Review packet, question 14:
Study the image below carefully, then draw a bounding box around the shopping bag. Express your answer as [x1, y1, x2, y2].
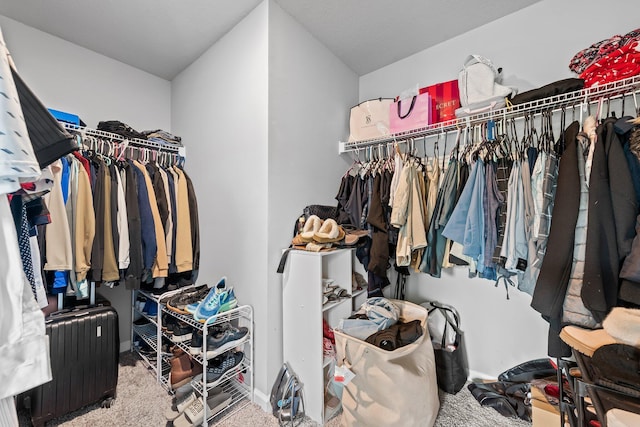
[334, 300, 440, 427]
[423, 300, 469, 394]
[389, 92, 432, 134]
[348, 98, 393, 142]
[419, 80, 460, 123]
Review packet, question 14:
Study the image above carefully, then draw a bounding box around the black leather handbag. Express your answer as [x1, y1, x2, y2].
[425, 301, 469, 394]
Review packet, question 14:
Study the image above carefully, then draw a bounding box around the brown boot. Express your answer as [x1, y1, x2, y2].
[170, 352, 193, 389]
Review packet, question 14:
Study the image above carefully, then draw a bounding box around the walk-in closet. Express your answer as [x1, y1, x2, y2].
[2, 1, 640, 426]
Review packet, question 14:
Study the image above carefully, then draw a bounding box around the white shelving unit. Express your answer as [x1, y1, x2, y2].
[131, 287, 254, 426]
[282, 248, 364, 425]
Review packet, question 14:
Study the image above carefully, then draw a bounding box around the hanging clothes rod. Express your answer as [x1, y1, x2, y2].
[339, 74, 640, 154]
[61, 122, 181, 153]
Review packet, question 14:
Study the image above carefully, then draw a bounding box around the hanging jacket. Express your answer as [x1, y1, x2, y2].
[147, 163, 169, 227]
[173, 166, 193, 273]
[114, 164, 130, 271]
[101, 162, 119, 282]
[442, 159, 486, 273]
[420, 158, 459, 278]
[157, 167, 173, 268]
[583, 117, 637, 320]
[561, 133, 598, 328]
[134, 160, 168, 278]
[164, 168, 179, 274]
[90, 157, 106, 282]
[531, 121, 580, 357]
[130, 160, 156, 277]
[367, 172, 389, 276]
[123, 163, 143, 289]
[390, 160, 427, 267]
[74, 161, 95, 282]
[43, 159, 73, 271]
[183, 169, 200, 272]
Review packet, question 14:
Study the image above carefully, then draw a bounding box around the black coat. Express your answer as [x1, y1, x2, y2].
[583, 118, 637, 320]
[532, 119, 638, 356]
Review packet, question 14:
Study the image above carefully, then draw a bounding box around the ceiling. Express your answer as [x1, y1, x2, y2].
[0, 0, 542, 80]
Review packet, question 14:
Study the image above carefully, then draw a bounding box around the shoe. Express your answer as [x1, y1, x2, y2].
[164, 315, 178, 335]
[165, 391, 197, 421]
[205, 325, 249, 359]
[193, 277, 231, 323]
[185, 285, 224, 314]
[198, 288, 238, 325]
[171, 321, 193, 344]
[203, 351, 244, 387]
[189, 330, 203, 355]
[170, 352, 193, 390]
[143, 299, 158, 316]
[167, 285, 210, 315]
[185, 280, 238, 321]
[172, 392, 232, 427]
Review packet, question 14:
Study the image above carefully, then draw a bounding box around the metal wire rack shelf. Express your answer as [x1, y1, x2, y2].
[339, 74, 640, 154]
[61, 122, 182, 153]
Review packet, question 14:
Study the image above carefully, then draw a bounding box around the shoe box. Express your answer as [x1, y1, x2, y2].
[531, 383, 561, 427]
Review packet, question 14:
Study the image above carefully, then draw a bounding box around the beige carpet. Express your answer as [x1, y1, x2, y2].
[17, 352, 531, 426]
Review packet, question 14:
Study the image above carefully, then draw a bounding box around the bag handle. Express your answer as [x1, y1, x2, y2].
[437, 307, 463, 348]
[397, 96, 417, 119]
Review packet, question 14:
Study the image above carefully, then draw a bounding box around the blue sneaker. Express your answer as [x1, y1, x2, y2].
[186, 279, 227, 314]
[193, 277, 228, 322]
[199, 288, 238, 325]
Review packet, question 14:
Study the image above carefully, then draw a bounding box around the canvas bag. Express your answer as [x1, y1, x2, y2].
[348, 98, 394, 142]
[389, 92, 432, 134]
[458, 55, 516, 107]
[334, 300, 440, 427]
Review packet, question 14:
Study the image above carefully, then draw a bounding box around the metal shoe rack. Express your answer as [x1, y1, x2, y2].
[131, 286, 254, 426]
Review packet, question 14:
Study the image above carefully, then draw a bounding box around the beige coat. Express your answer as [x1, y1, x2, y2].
[390, 159, 427, 266]
[74, 163, 95, 281]
[43, 160, 73, 271]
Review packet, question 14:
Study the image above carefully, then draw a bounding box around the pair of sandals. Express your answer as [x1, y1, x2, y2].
[467, 381, 532, 421]
[323, 285, 351, 305]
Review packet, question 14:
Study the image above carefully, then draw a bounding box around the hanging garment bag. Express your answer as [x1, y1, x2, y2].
[422, 300, 469, 394]
[21, 304, 119, 427]
[334, 300, 440, 427]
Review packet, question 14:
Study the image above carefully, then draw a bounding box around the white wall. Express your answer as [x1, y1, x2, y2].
[171, 0, 270, 401]
[267, 0, 358, 406]
[0, 15, 171, 131]
[0, 14, 172, 353]
[358, 0, 640, 378]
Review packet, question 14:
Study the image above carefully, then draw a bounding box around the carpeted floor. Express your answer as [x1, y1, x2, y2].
[17, 352, 532, 426]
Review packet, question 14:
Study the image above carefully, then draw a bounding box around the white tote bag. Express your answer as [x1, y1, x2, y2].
[334, 300, 440, 427]
[348, 98, 393, 142]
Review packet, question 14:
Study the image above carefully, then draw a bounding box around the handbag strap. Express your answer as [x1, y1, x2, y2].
[397, 96, 417, 119]
[337, 334, 369, 370]
[277, 247, 293, 274]
[426, 302, 463, 347]
[437, 307, 463, 348]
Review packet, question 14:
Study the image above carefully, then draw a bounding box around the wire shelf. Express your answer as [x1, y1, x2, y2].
[62, 122, 182, 153]
[339, 74, 640, 153]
